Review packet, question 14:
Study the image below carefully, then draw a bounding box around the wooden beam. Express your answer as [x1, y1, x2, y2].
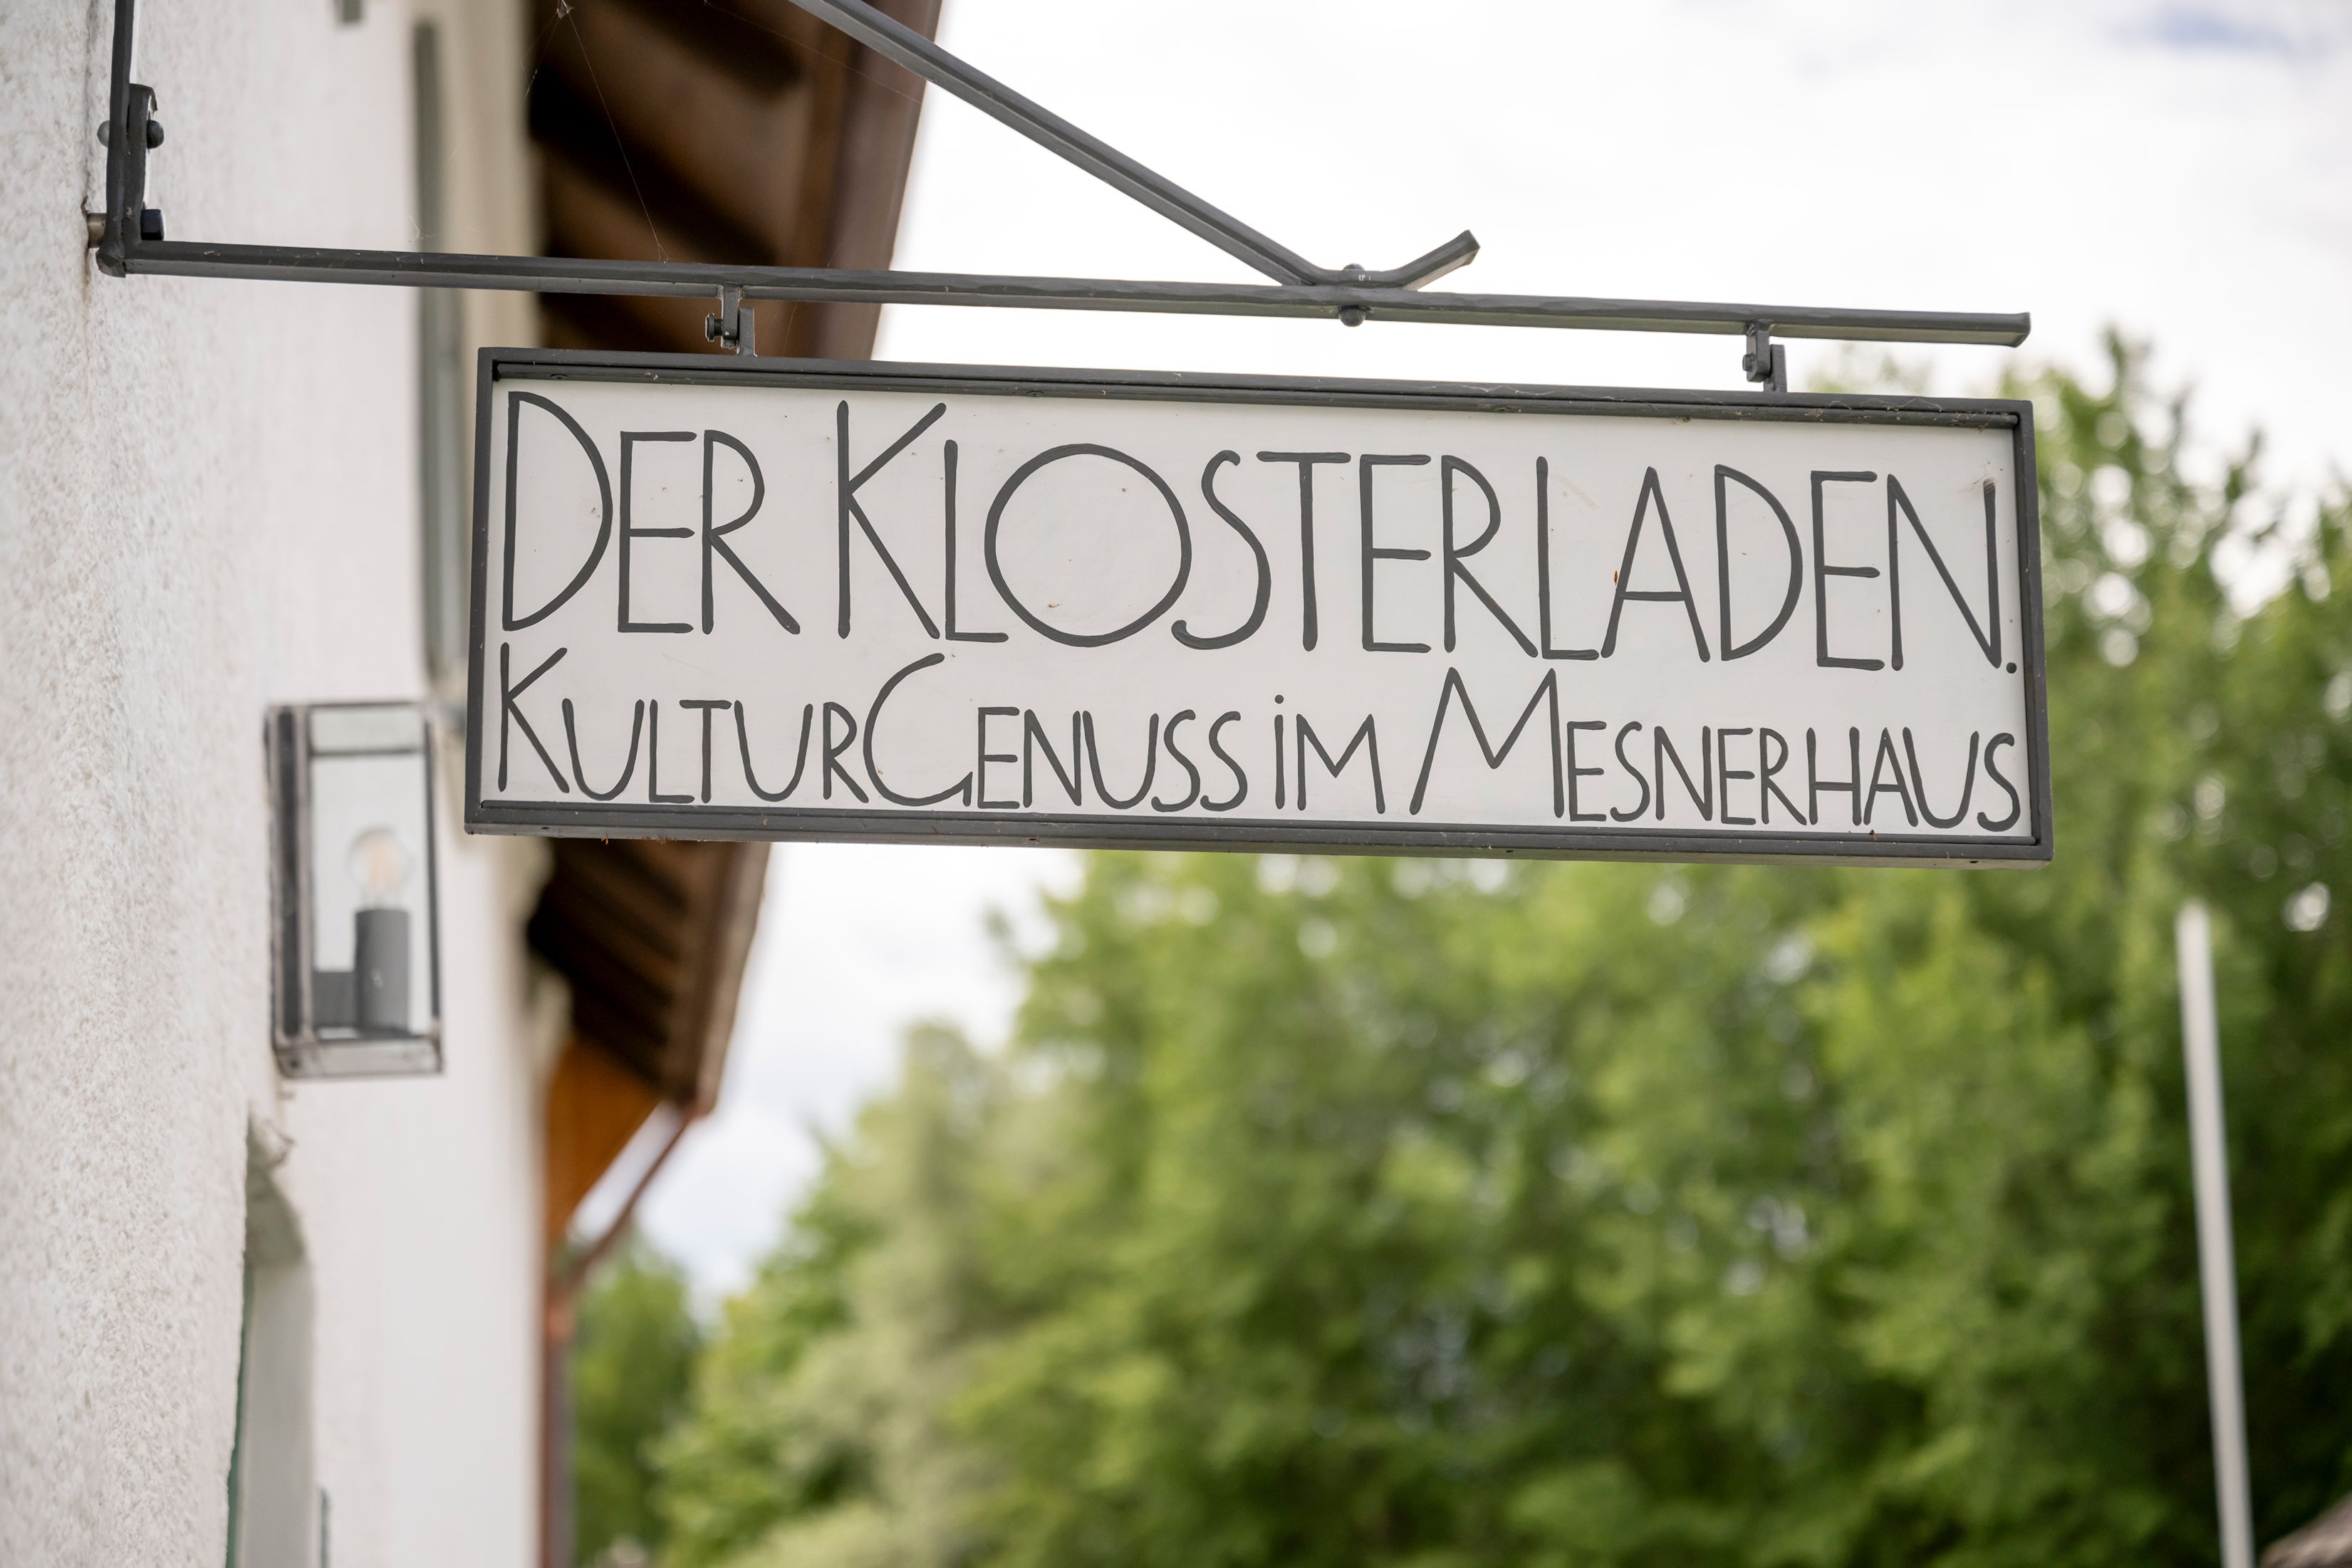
[541, 1035, 662, 1254]
[527, 0, 937, 357]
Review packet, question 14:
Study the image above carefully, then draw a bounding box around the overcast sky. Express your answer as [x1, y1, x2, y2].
[638, 0, 2352, 1297]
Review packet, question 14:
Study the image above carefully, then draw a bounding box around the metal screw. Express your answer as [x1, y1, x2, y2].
[1336, 261, 1368, 327]
[97, 115, 162, 148]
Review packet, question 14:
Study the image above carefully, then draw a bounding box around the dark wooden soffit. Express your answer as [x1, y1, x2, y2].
[529, 0, 940, 360]
[522, 0, 935, 1116]
[529, 840, 769, 1109]
[541, 1033, 665, 1253]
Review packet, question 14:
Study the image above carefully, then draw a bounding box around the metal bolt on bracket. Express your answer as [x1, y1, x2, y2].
[89, 208, 163, 247]
[1337, 263, 1368, 327]
[704, 283, 756, 355]
[1743, 322, 1788, 394]
[96, 115, 165, 148]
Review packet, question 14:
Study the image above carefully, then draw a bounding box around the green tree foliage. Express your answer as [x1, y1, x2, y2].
[573, 1240, 703, 1565]
[655, 343, 2352, 1567]
[652, 1027, 1019, 1568]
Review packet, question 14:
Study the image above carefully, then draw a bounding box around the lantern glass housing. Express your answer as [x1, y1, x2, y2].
[269, 703, 442, 1077]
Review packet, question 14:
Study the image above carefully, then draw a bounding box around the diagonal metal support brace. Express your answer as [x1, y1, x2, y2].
[793, 0, 1477, 291]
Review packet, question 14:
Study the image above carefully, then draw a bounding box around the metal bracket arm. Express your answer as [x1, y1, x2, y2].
[111, 240, 2033, 345]
[95, 0, 163, 278]
[88, 0, 2033, 359]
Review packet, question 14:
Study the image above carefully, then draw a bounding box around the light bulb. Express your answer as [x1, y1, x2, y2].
[348, 826, 410, 909]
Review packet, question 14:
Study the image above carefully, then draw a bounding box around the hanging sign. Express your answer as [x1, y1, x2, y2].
[464, 352, 2049, 864]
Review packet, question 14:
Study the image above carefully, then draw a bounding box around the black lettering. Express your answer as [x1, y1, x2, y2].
[735, 701, 814, 802]
[1565, 720, 1606, 822]
[864, 655, 972, 807]
[1023, 710, 1083, 807]
[822, 702, 868, 803]
[1259, 451, 1347, 650]
[1717, 726, 1757, 826]
[1610, 722, 1650, 822]
[837, 400, 946, 639]
[1440, 456, 1536, 655]
[1811, 470, 1883, 670]
[1807, 726, 1863, 826]
[1715, 466, 1801, 660]
[1274, 714, 1286, 809]
[1889, 476, 2002, 670]
[943, 439, 1007, 644]
[1083, 712, 1160, 810]
[1176, 452, 1271, 649]
[1601, 467, 1710, 662]
[647, 701, 693, 803]
[562, 697, 645, 801]
[1904, 727, 1980, 829]
[1202, 711, 1247, 811]
[987, 445, 1191, 647]
[679, 698, 733, 803]
[1152, 711, 1204, 812]
[1865, 728, 1918, 826]
[619, 432, 696, 634]
[677, 700, 729, 799]
[1297, 714, 1385, 813]
[1654, 727, 1714, 822]
[1760, 728, 1803, 825]
[1977, 733, 2024, 832]
[504, 392, 611, 632]
[1360, 454, 1433, 654]
[1536, 456, 1598, 660]
[1407, 668, 1561, 817]
[702, 431, 796, 633]
[976, 706, 1020, 810]
[498, 642, 568, 793]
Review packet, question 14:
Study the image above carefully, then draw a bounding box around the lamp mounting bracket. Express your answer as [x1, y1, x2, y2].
[88, 0, 2031, 373]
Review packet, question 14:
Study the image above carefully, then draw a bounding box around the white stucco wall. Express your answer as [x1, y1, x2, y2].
[0, 2, 547, 1564]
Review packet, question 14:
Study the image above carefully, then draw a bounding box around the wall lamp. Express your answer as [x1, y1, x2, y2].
[268, 704, 442, 1078]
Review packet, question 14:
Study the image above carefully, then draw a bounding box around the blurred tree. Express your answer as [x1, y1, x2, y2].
[574, 1240, 702, 1566]
[654, 1026, 1006, 1568]
[656, 342, 2352, 1567]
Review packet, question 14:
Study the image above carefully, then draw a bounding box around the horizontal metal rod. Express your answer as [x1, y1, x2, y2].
[122, 241, 2031, 346]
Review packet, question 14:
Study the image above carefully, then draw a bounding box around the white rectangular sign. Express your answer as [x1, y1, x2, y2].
[466, 353, 2049, 864]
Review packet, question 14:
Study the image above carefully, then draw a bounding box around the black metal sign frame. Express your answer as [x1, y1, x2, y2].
[464, 349, 2051, 867]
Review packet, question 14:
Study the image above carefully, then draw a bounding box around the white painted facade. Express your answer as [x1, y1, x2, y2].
[0, 1, 553, 1563]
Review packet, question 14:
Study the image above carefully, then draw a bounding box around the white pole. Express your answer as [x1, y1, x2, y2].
[2176, 901, 2254, 1568]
